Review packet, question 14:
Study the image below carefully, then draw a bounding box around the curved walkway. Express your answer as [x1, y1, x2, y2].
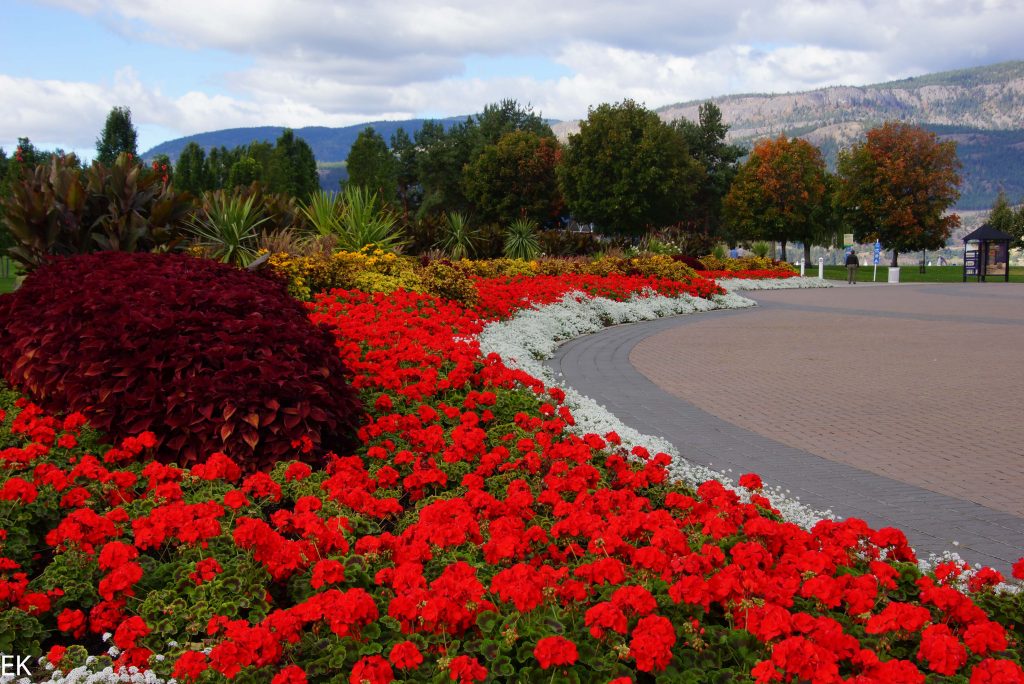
[548, 283, 1024, 574]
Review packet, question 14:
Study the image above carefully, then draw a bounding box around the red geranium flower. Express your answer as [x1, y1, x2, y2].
[534, 636, 579, 669]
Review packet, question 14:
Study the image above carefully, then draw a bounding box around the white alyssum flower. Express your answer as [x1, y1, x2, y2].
[478, 275, 1024, 588]
[719, 276, 834, 291]
[478, 284, 834, 531]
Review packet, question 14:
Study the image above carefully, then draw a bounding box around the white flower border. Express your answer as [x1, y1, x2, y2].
[477, 283, 834, 531]
[477, 277, 1014, 585]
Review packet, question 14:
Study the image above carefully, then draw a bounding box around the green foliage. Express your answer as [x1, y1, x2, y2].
[835, 122, 961, 266]
[228, 156, 262, 188]
[390, 127, 421, 222]
[187, 191, 269, 266]
[558, 99, 704, 236]
[474, 99, 553, 150]
[311, 185, 405, 252]
[416, 119, 477, 217]
[174, 142, 208, 195]
[750, 241, 771, 258]
[95, 105, 138, 165]
[302, 189, 344, 238]
[463, 130, 564, 226]
[671, 102, 745, 236]
[267, 129, 319, 200]
[1, 153, 192, 269]
[345, 127, 397, 204]
[503, 217, 542, 260]
[435, 211, 479, 259]
[987, 191, 1024, 249]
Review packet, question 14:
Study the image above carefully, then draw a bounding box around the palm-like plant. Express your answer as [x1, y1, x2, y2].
[337, 186, 405, 252]
[299, 186, 405, 252]
[503, 217, 541, 260]
[301, 190, 344, 238]
[187, 192, 269, 267]
[435, 212, 479, 260]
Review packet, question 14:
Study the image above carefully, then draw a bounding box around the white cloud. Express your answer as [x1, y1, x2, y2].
[7, 0, 1024, 154]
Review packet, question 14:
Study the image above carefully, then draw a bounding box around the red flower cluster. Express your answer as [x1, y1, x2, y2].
[0, 270, 1021, 683]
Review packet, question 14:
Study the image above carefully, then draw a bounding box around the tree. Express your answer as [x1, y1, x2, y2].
[475, 99, 553, 150]
[345, 127, 397, 203]
[722, 136, 831, 262]
[96, 106, 139, 165]
[463, 131, 563, 226]
[986, 191, 1024, 249]
[671, 102, 745, 236]
[835, 122, 961, 267]
[228, 157, 262, 188]
[390, 128, 421, 222]
[558, 99, 703, 236]
[267, 129, 319, 199]
[174, 142, 208, 195]
[415, 118, 478, 217]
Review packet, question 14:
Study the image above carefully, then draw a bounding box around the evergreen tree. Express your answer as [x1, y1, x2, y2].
[475, 99, 552, 151]
[267, 129, 319, 199]
[345, 127, 397, 203]
[95, 106, 139, 165]
[671, 102, 745, 236]
[174, 142, 208, 195]
[205, 146, 238, 191]
[415, 119, 478, 217]
[390, 128, 421, 222]
[988, 191, 1024, 249]
[228, 157, 262, 188]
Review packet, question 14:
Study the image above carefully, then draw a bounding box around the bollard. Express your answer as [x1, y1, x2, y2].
[818, 257, 824, 280]
[799, 259, 805, 277]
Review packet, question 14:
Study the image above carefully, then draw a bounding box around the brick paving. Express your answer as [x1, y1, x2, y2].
[548, 283, 1024, 574]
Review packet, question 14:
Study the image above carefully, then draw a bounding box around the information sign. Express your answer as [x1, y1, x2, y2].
[872, 240, 880, 266]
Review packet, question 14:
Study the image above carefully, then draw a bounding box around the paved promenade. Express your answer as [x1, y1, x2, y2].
[549, 283, 1024, 574]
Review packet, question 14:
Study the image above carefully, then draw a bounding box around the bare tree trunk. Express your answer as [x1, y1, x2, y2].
[890, 250, 899, 267]
[804, 243, 812, 264]
[780, 240, 788, 262]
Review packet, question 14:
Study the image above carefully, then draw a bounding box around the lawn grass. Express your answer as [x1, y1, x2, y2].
[816, 264, 1024, 283]
[0, 257, 18, 294]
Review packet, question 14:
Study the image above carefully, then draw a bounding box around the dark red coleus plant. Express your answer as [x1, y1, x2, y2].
[0, 252, 361, 471]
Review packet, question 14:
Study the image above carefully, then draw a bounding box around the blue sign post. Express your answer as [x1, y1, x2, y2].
[872, 240, 881, 281]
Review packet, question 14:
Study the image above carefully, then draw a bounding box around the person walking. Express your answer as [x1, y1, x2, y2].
[845, 250, 860, 284]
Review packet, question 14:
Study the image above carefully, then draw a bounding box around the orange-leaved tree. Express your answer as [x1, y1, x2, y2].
[722, 135, 830, 262]
[835, 122, 961, 267]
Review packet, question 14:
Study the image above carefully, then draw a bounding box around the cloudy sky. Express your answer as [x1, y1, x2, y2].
[2, 0, 1021, 158]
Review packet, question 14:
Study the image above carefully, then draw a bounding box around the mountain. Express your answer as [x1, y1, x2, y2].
[142, 118, 468, 191]
[553, 61, 1024, 210]
[144, 61, 1024, 209]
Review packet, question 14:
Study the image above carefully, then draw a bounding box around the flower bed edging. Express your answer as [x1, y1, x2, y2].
[477, 286, 836, 532]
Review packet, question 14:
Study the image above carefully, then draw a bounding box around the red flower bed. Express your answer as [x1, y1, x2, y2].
[0, 272, 1022, 682]
[471, 273, 724, 320]
[702, 268, 798, 280]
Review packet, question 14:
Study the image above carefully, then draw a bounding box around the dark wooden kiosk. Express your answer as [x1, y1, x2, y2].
[963, 224, 1012, 282]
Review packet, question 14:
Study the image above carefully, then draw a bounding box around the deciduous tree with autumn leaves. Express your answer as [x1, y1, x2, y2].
[835, 122, 961, 266]
[722, 135, 831, 262]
